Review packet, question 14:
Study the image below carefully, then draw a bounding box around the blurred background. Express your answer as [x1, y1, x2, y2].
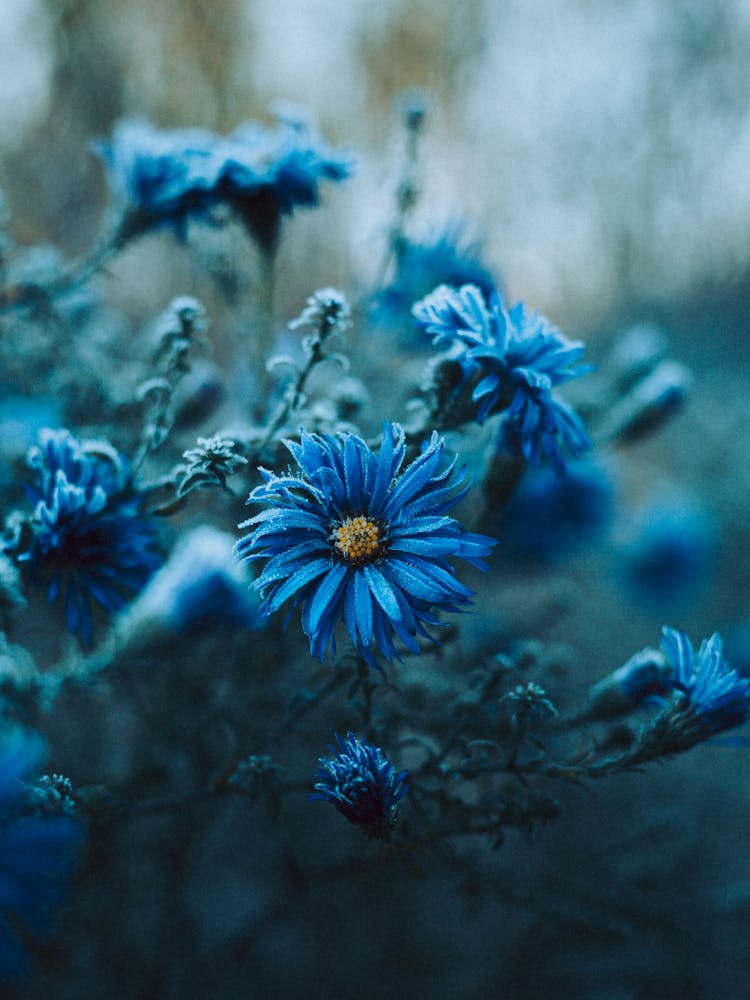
[2, 1, 750, 997]
[5, 0, 750, 322]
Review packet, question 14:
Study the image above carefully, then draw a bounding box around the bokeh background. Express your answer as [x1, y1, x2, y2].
[2, 2, 750, 997]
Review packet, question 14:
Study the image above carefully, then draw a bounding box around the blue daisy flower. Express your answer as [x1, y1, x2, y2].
[661, 626, 750, 735]
[235, 422, 495, 665]
[413, 284, 592, 473]
[17, 429, 162, 646]
[310, 732, 409, 839]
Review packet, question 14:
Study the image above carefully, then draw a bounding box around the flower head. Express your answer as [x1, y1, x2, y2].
[235, 422, 495, 665]
[500, 460, 612, 560]
[289, 287, 352, 337]
[661, 626, 750, 736]
[223, 118, 353, 250]
[95, 119, 221, 239]
[413, 284, 592, 473]
[503, 682, 558, 723]
[373, 228, 495, 336]
[97, 114, 353, 250]
[16, 429, 161, 645]
[178, 435, 248, 497]
[0, 729, 80, 979]
[310, 732, 408, 838]
[622, 499, 715, 608]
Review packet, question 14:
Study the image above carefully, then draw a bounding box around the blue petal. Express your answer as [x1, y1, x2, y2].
[305, 561, 349, 639]
[363, 564, 402, 624]
[264, 557, 333, 613]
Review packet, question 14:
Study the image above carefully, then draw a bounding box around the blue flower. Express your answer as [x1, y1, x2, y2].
[661, 626, 750, 735]
[373, 228, 496, 337]
[235, 423, 496, 665]
[97, 114, 353, 250]
[310, 732, 408, 838]
[223, 117, 353, 250]
[622, 499, 715, 607]
[17, 430, 162, 646]
[0, 729, 80, 979]
[413, 284, 592, 473]
[500, 460, 612, 560]
[125, 526, 260, 635]
[95, 120, 221, 239]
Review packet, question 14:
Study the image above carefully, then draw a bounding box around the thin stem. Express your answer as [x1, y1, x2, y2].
[254, 247, 277, 373]
[271, 667, 352, 743]
[258, 338, 324, 454]
[0, 229, 123, 314]
[358, 658, 374, 736]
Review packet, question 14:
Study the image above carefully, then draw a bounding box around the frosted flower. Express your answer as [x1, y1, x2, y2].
[289, 287, 352, 336]
[125, 526, 259, 635]
[373, 228, 495, 334]
[95, 119, 221, 239]
[178, 435, 248, 497]
[413, 284, 591, 473]
[97, 114, 353, 250]
[310, 732, 408, 839]
[16, 430, 161, 646]
[235, 422, 495, 665]
[662, 626, 750, 736]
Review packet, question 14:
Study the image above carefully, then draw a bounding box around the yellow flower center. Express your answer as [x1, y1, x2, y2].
[331, 515, 383, 565]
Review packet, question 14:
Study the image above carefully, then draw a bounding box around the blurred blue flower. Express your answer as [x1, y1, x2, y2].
[621, 499, 715, 607]
[17, 430, 161, 646]
[0, 729, 79, 979]
[224, 118, 353, 251]
[235, 422, 496, 665]
[310, 732, 408, 839]
[373, 228, 496, 337]
[413, 284, 591, 473]
[95, 120, 220, 239]
[125, 526, 259, 635]
[500, 460, 613, 560]
[662, 626, 750, 736]
[97, 114, 353, 250]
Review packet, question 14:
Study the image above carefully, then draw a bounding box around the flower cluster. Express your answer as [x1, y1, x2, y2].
[413, 283, 591, 473]
[15, 430, 161, 645]
[310, 732, 408, 839]
[0, 729, 79, 979]
[97, 113, 353, 250]
[236, 423, 496, 665]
